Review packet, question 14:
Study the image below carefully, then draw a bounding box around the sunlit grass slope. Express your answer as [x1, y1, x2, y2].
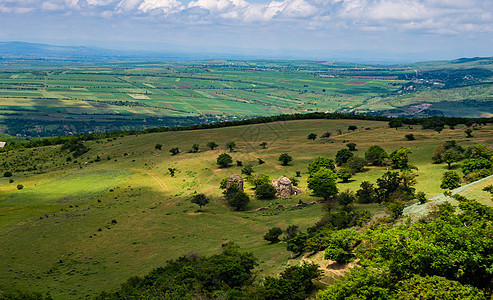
[0, 119, 492, 298]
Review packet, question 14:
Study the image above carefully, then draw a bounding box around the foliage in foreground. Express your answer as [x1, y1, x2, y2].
[96, 243, 320, 300]
[319, 196, 493, 299]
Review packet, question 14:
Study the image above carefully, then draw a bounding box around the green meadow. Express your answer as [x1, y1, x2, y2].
[1, 119, 492, 298]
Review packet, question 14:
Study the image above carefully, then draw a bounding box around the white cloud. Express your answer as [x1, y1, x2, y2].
[0, 0, 491, 37]
[0, 5, 11, 13]
[41, 1, 65, 10]
[139, 0, 184, 14]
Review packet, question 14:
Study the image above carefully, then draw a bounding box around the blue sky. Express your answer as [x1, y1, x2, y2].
[0, 0, 492, 61]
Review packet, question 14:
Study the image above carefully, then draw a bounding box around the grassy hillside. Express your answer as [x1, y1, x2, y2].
[1, 119, 493, 298]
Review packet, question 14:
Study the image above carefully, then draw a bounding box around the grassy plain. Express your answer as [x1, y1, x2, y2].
[0, 119, 493, 298]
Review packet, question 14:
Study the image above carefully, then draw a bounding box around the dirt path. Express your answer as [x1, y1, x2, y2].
[131, 168, 168, 191]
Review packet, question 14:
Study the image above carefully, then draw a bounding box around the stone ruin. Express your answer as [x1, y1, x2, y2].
[272, 176, 302, 198]
[226, 174, 244, 191]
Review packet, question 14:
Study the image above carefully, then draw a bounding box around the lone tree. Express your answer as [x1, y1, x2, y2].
[348, 125, 358, 131]
[260, 142, 267, 149]
[365, 145, 388, 166]
[307, 133, 317, 141]
[207, 141, 218, 150]
[307, 168, 338, 200]
[443, 149, 460, 169]
[217, 153, 233, 168]
[264, 227, 283, 243]
[390, 147, 412, 170]
[337, 168, 354, 183]
[154, 143, 163, 150]
[389, 119, 403, 129]
[440, 171, 461, 190]
[169, 147, 180, 155]
[465, 128, 473, 138]
[226, 141, 236, 152]
[168, 168, 177, 177]
[190, 193, 209, 210]
[279, 153, 293, 166]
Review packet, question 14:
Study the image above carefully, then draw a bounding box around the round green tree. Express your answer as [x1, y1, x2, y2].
[308, 157, 336, 176]
[278, 153, 293, 166]
[335, 149, 354, 166]
[440, 171, 461, 190]
[255, 183, 277, 200]
[264, 227, 283, 243]
[307, 168, 338, 200]
[217, 153, 233, 168]
[365, 145, 388, 166]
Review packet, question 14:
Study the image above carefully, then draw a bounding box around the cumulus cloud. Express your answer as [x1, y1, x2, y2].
[0, 0, 491, 35]
[139, 0, 184, 14]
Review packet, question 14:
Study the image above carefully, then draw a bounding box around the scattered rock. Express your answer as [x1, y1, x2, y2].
[226, 174, 244, 191]
[256, 207, 269, 211]
[272, 176, 302, 197]
[276, 204, 286, 209]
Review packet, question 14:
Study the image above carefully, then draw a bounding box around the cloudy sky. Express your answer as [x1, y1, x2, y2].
[0, 0, 492, 61]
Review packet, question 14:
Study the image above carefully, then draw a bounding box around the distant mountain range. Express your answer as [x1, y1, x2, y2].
[0, 41, 278, 63]
[0, 41, 492, 65]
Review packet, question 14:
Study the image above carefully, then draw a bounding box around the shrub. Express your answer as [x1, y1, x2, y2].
[264, 227, 283, 243]
[417, 191, 427, 204]
[346, 142, 357, 151]
[356, 181, 377, 204]
[405, 134, 415, 141]
[307, 133, 317, 140]
[154, 143, 163, 150]
[440, 171, 461, 190]
[3, 171, 12, 177]
[169, 147, 180, 155]
[255, 183, 277, 200]
[348, 125, 357, 131]
[324, 229, 362, 263]
[16, 184, 24, 190]
[217, 153, 233, 168]
[337, 168, 354, 183]
[227, 190, 250, 211]
[207, 141, 218, 150]
[241, 165, 254, 175]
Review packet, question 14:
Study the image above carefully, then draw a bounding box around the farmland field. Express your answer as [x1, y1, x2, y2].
[0, 59, 492, 136]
